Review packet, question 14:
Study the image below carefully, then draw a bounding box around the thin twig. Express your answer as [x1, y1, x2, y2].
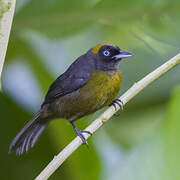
[35, 53, 180, 180]
[0, 0, 16, 89]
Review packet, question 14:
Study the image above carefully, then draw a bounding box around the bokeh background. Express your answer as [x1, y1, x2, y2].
[1, 0, 180, 179]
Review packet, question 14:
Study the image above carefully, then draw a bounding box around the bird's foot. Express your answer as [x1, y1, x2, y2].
[71, 122, 92, 145]
[110, 99, 124, 116]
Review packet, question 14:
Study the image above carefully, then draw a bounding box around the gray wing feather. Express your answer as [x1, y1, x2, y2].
[42, 54, 93, 105]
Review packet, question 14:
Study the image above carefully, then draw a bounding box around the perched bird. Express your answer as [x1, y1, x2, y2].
[9, 43, 133, 155]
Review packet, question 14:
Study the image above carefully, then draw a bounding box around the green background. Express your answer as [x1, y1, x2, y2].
[1, 0, 180, 179]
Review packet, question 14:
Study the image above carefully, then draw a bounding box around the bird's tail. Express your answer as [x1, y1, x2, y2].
[9, 105, 50, 155]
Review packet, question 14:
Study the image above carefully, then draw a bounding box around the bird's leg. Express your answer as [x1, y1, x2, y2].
[71, 122, 92, 145]
[110, 99, 124, 116]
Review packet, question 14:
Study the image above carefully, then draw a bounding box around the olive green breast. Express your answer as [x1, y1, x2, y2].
[52, 70, 122, 121]
[80, 70, 122, 107]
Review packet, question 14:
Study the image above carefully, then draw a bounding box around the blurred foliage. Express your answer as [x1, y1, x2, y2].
[1, 0, 180, 179]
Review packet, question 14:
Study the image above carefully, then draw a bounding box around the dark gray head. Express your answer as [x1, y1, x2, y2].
[89, 43, 133, 71]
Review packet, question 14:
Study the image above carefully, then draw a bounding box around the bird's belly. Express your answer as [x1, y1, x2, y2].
[52, 70, 122, 121]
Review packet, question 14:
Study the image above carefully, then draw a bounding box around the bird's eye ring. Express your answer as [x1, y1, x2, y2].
[103, 50, 110, 56]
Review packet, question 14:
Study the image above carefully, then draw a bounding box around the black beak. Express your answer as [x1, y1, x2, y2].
[112, 50, 134, 60]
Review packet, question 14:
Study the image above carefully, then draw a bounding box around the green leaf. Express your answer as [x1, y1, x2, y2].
[163, 86, 180, 179]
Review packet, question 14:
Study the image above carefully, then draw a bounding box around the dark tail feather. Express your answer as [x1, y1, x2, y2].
[9, 105, 50, 155]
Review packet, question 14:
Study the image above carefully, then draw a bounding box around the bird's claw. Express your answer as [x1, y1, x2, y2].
[71, 122, 92, 145]
[76, 130, 92, 145]
[110, 99, 124, 116]
[80, 130, 92, 136]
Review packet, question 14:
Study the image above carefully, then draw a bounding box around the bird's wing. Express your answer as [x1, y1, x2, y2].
[42, 72, 90, 105]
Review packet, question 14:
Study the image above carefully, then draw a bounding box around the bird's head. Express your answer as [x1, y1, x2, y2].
[90, 43, 133, 70]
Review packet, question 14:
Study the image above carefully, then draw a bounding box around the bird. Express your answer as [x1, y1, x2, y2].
[9, 43, 133, 155]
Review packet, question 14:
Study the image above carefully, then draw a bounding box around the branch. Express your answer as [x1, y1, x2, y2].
[35, 53, 180, 180]
[0, 0, 16, 89]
